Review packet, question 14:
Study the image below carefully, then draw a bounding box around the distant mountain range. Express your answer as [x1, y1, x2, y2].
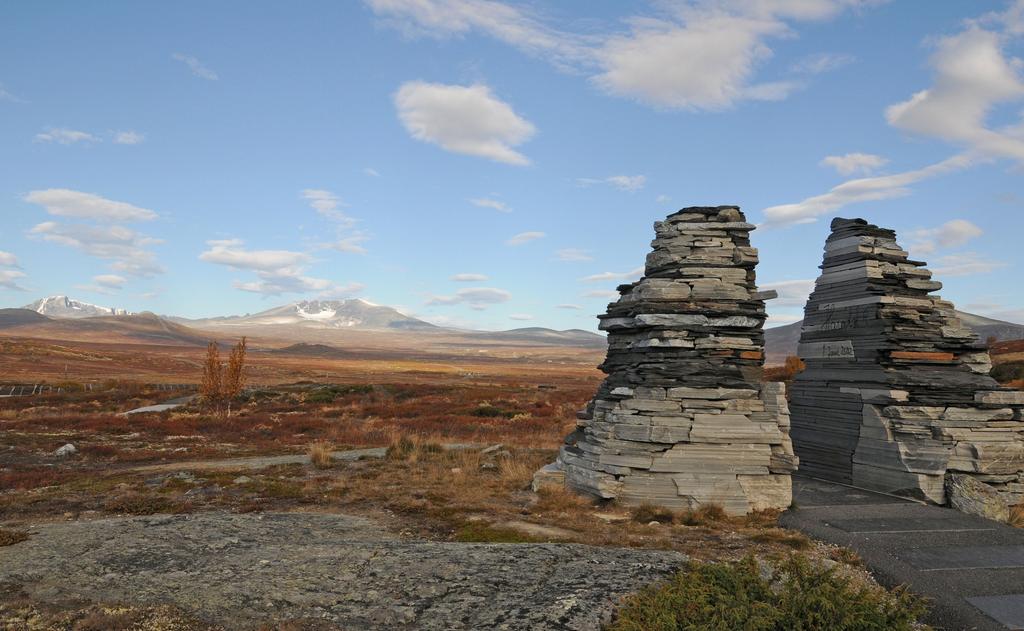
[12, 295, 1023, 358]
[25, 295, 134, 318]
[4, 296, 606, 349]
[172, 299, 437, 331]
[764, 311, 1024, 364]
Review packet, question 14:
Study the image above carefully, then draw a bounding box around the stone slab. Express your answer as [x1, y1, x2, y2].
[967, 594, 1024, 630]
[901, 546, 1024, 571]
[826, 517, 997, 534]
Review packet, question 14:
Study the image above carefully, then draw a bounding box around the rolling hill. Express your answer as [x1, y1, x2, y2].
[765, 311, 1024, 365]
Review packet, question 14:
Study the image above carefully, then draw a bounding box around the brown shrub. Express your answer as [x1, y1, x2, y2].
[308, 441, 334, 469]
[632, 503, 676, 524]
[679, 503, 728, 526]
[0, 529, 29, 546]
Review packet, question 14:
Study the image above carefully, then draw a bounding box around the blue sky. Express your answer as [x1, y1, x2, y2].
[1, 0, 1023, 331]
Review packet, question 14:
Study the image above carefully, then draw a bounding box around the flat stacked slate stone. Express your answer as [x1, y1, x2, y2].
[790, 218, 1024, 506]
[536, 206, 798, 515]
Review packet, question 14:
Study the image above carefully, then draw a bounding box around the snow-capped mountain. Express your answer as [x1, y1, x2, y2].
[181, 298, 437, 330]
[23, 295, 133, 319]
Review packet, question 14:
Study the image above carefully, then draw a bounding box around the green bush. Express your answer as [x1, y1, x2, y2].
[610, 555, 928, 631]
[304, 384, 375, 404]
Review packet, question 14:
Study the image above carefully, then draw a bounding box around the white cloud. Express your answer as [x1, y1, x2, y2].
[556, 303, 582, 310]
[113, 130, 145, 145]
[0, 251, 18, 267]
[303, 189, 369, 253]
[578, 175, 647, 191]
[199, 239, 309, 272]
[172, 53, 218, 80]
[907, 219, 983, 255]
[94, 274, 126, 289]
[885, 23, 1024, 163]
[766, 313, 803, 327]
[76, 273, 127, 295]
[30, 222, 163, 277]
[302, 189, 351, 224]
[371, 0, 874, 112]
[24, 189, 158, 222]
[0, 83, 25, 103]
[199, 238, 356, 296]
[363, 167, 381, 177]
[0, 270, 26, 291]
[583, 289, 619, 298]
[508, 313, 533, 321]
[931, 252, 1007, 277]
[761, 153, 974, 227]
[760, 279, 815, 307]
[427, 286, 511, 306]
[470, 197, 510, 212]
[555, 248, 593, 262]
[820, 152, 888, 176]
[329, 234, 370, 255]
[365, 0, 592, 68]
[506, 231, 545, 246]
[607, 175, 647, 191]
[451, 273, 489, 281]
[656, 194, 671, 204]
[790, 52, 855, 75]
[581, 266, 644, 282]
[34, 128, 99, 145]
[394, 81, 536, 165]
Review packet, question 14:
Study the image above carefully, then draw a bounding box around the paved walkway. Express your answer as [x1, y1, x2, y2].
[782, 475, 1024, 630]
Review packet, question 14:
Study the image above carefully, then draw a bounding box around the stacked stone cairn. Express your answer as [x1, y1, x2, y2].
[534, 206, 798, 515]
[790, 218, 1024, 509]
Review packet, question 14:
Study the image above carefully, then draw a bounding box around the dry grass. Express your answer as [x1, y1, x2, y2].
[307, 441, 334, 469]
[1008, 503, 1024, 528]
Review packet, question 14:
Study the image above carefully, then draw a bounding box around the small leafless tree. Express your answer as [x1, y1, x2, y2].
[200, 341, 222, 404]
[224, 336, 247, 399]
[199, 338, 248, 415]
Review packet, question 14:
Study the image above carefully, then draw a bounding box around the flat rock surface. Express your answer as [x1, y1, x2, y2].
[782, 475, 1024, 630]
[0, 511, 685, 630]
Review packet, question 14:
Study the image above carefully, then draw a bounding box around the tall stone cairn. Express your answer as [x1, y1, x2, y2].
[790, 218, 1024, 506]
[535, 206, 798, 515]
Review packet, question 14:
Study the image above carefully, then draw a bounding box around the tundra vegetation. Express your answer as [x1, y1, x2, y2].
[0, 334, 970, 628]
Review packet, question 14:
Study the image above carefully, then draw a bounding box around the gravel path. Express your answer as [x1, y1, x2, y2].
[0, 511, 685, 630]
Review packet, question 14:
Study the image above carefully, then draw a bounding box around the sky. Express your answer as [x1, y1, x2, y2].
[1, 0, 1023, 331]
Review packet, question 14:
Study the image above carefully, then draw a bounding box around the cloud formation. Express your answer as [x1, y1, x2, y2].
[0, 251, 24, 290]
[470, 197, 510, 212]
[506, 231, 545, 246]
[820, 152, 888, 176]
[395, 81, 535, 165]
[371, 0, 866, 111]
[34, 128, 99, 144]
[30, 222, 163, 277]
[885, 20, 1024, 163]
[172, 53, 218, 80]
[451, 273, 489, 281]
[907, 219, 984, 255]
[427, 287, 511, 307]
[931, 252, 1007, 277]
[24, 189, 158, 222]
[113, 130, 145, 145]
[761, 154, 973, 227]
[302, 189, 369, 254]
[581, 266, 644, 282]
[199, 238, 357, 296]
[555, 248, 593, 262]
[578, 175, 647, 191]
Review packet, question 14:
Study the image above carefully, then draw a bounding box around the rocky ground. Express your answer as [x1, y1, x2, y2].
[0, 511, 685, 630]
